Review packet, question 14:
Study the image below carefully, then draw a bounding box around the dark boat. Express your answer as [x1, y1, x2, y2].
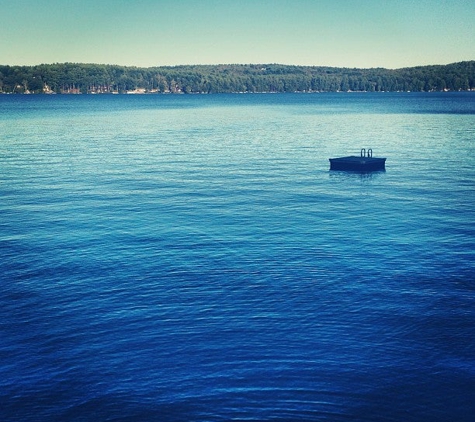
[329, 149, 386, 171]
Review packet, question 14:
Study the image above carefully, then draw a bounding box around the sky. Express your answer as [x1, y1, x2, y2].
[1, 0, 474, 69]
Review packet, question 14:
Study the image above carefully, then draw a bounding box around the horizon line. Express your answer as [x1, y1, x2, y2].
[1, 60, 474, 72]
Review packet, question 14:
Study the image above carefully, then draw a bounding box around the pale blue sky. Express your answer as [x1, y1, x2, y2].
[1, 0, 473, 68]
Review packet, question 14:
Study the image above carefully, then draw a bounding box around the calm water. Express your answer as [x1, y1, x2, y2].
[1, 93, 474, 421]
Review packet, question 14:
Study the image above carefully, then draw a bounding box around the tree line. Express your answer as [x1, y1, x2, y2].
[0, 61, 473, 94]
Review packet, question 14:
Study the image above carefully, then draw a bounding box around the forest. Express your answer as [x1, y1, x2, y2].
[0, 61, 473, 94]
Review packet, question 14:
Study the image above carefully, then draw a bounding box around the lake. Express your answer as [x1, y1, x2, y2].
[1, 92, 474, 421]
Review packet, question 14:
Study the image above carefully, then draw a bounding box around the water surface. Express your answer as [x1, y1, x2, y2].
[1, 92, 474, 421]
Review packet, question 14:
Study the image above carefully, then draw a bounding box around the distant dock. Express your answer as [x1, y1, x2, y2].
[329, 149, 386, 172]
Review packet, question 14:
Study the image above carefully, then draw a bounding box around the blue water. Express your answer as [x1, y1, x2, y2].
[1, 92, 474, 421]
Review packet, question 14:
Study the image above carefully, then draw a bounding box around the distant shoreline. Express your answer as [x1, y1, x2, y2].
[2, 90, 474, 96]
[1, 61, 473, 94]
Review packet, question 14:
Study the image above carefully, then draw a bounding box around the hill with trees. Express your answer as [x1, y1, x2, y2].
[0, 61, 473, 94]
